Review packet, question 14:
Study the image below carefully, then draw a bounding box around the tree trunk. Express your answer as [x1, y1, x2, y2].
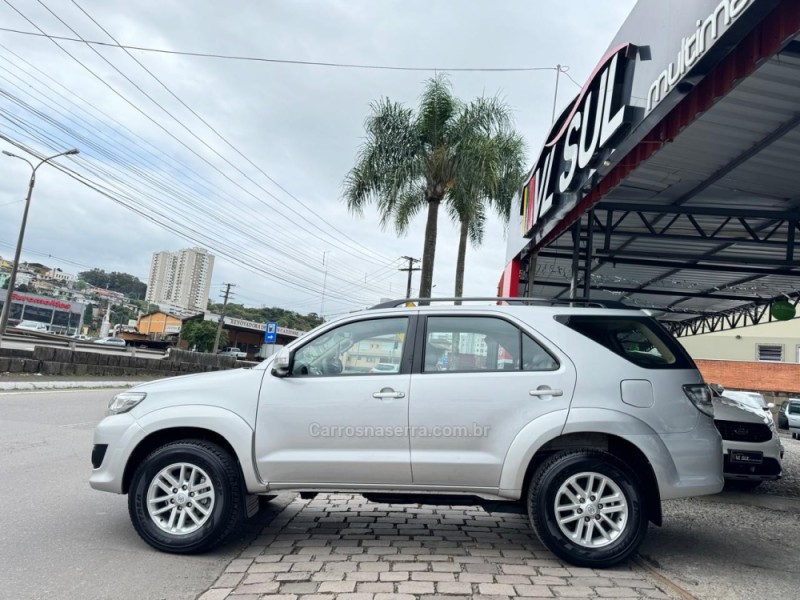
[454, 219, 468, 305]
[418, 197, 441, 304]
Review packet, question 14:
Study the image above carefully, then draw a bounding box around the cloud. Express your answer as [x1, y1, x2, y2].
[0, 0, 636, 317]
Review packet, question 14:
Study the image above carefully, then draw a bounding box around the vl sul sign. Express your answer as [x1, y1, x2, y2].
[521, 44, 636, 236]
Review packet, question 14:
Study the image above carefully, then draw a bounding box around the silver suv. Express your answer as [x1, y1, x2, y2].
[90, 299, 723, 567]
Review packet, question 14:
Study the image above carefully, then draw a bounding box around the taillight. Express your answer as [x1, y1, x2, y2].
[683, 384, 714, 417]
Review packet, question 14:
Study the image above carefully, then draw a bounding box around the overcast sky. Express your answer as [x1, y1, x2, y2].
[0, 0, 636, 318]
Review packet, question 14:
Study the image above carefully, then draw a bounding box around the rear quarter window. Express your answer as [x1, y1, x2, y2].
[556, 315, 696, 370]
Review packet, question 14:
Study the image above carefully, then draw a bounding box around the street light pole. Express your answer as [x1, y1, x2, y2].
[0, 147, 79, 347]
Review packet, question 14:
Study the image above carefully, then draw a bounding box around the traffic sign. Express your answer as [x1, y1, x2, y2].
[265, 322, 278, 344]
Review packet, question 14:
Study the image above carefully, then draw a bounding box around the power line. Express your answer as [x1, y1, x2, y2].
[18, 0, 393, 268]
[0, 133, 384, 306]
[0, 69, 392, 292]
[0, 25, 564, 73]
[64, 0, 395, 264]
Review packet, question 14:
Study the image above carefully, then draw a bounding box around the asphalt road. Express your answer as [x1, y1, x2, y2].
[639, 438, 800, 600]
[0, 388, 277, 600]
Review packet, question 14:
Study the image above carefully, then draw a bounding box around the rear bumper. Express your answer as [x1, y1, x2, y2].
[657, 414, 724, 499]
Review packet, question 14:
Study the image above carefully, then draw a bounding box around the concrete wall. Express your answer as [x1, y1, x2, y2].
[679, 317, 800, 364]
[0, 347, 252, 378]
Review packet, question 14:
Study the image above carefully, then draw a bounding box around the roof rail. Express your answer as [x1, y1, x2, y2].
[369, 297, 627, 310]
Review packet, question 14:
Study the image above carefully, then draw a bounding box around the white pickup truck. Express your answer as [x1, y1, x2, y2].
[217, 347, 247, 360]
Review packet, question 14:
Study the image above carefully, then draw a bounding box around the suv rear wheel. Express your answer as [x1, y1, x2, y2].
[128, 440, 244, 553]
[528, 450, 647, 568]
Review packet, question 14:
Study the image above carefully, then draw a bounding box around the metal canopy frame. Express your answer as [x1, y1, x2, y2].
[519, 8, 800, 336]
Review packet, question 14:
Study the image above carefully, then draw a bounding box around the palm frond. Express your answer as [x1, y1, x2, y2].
[343, 98, 424, 228]
[393, 185, 427, 234]
[417, 74, 461, 149]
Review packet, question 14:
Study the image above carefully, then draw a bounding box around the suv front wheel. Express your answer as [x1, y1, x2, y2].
[128, 440, 244, 553]
[528, 450, 647, 568]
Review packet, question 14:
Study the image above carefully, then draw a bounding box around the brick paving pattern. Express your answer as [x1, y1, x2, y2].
[201, 494, 675, 600]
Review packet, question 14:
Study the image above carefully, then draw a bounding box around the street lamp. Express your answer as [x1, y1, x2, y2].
[0, 147, 80, 346]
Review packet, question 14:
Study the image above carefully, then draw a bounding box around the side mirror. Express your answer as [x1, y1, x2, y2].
[710, 383, 724, 397]
[767, 403, 775, 409]
[271, 348, 292, 378]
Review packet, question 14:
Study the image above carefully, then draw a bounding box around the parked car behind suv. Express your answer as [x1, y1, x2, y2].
[783, 399, 800, 439]
[712, 388, 782, 488]
[90, 299, 723, 567]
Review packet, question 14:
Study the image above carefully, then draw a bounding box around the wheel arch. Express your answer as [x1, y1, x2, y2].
[123, 427, 234, 493]
[123, 406, 266, 495]
[520, 432, 662, 526]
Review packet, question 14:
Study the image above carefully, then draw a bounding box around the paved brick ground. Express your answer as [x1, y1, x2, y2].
[201, 494, 675, 600]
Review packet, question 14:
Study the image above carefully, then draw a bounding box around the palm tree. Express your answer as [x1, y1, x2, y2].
[448, 130, 526, 300]
[344, 74, 515, 301]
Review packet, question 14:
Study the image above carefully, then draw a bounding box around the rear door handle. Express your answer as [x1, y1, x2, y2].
[529, 387, 563, 397]
[373, 388, 405, 399]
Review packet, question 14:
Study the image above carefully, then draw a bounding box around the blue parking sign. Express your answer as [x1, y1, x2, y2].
[265, 322, 278, 344]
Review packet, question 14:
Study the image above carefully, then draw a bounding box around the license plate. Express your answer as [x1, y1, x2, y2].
[730, 450, 763, 464]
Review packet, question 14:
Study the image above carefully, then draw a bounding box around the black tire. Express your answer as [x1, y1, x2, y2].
[527, 450, 648, 568]
[128, 440, 244, 554]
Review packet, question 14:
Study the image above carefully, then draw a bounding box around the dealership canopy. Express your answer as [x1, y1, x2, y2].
[501, 0, 800, 336]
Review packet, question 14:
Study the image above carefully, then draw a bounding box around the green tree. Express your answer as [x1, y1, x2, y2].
[110, 305, 136, 326]
[206, 302, 323, 331]
[78, 269, 146, 299]
[182, 319, 226, 352]
[448, 131, 526, 299]
[344, 74, 514, 300]
[83, 303, 94, 330]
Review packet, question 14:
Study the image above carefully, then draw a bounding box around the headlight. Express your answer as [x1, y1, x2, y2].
[108, 392, 147, 415]
[683, 384, 714, 417]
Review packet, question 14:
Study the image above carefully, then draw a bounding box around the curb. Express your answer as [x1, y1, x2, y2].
[0, 380, 139, 391]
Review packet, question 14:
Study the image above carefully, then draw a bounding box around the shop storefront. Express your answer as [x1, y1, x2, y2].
[0, 290, 85, 334]
[501, 0, 800, 335]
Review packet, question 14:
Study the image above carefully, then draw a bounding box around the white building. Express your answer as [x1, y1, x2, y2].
[47, 268, 75, 285]
[679, 317, 800, 364]
[145, 248, 214, 312]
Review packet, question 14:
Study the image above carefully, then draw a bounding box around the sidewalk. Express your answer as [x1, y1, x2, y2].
[0, 374, 154, 391]
[201, 493, 676, 600]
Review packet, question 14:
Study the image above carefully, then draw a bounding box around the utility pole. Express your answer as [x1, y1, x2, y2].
[0, 146, 79, 348]
[320, 251, 329, 320]
[212, 283, 235, 353]
[399, 256, 421, 299]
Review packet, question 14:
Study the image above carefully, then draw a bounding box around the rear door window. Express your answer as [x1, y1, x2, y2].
[557, 315, 695, 369]
[423, 316, 558, 373]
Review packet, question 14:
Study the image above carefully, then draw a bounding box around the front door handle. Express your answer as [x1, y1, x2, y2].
[529, 387, 563, 397]
[373, 388, 405, 399]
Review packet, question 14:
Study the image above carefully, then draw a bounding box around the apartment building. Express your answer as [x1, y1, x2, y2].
[145, 248, 214, 312]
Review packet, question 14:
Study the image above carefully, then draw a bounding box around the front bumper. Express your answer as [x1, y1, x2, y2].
[89, 413, 145, 493]
[721, 436, 783, 481]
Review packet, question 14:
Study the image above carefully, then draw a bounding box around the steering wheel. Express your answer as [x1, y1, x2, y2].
[293, 361, 322, 376]
[322, 356, 343, 375]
